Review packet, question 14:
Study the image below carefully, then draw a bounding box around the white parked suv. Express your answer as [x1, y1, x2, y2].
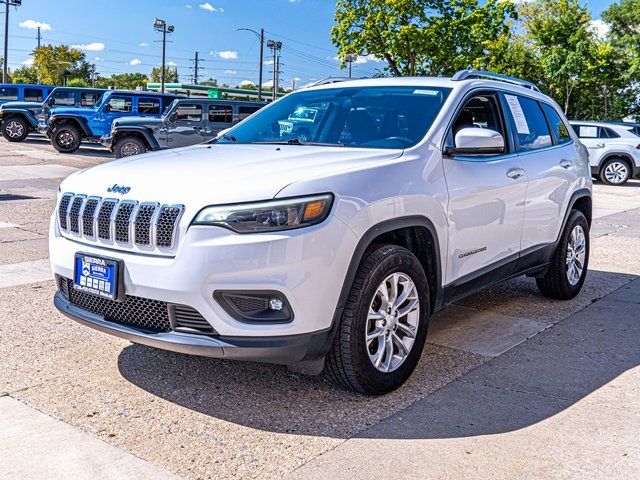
[570, 120, 640, 185]
[50, 71, 592, 395]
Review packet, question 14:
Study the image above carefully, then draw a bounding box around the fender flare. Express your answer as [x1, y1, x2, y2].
[112, 126, 160, 151]
[597, 152, 637, 171]
[0, 109, 39, 128]
[48, 115, 92, 137]
[556, 188, 592, 246]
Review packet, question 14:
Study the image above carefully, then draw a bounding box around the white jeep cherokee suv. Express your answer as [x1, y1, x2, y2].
[50, 71, 592, 395]
[570, 120, 640, 185]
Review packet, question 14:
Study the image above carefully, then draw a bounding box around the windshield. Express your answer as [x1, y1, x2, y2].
[219, 85, 451, 149]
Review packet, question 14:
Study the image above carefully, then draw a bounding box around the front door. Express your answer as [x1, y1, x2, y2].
[443, 91, 527, 289]
[92, 95, 133, 136]
[166, 103, 204, 148]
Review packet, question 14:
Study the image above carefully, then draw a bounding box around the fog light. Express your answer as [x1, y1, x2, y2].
[269, 298, 284, 311]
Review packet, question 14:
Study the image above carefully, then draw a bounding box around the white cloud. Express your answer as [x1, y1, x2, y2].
[199, 2, 217, 11]
[22, 58, 34, 66]
[239, 80, 255, 87]
[72, 42, 105, 52]
[507, 0, 535, 4]
[167, 61, 177, 66]
[129, 58, 142, 66]
[19, 20, 51, 31]
[590, 19, 610, 39]
[218, 50, 238, 60]
[333, 54, 382, 64]
[224, 69, 237, 74]
[93, 56, 104, 61]
[139, 42, 149, 47]
[264, 59, 274, 65]
[186, 4, 193, 8]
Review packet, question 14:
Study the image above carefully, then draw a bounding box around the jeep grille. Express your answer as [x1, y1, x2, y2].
[57, 192, 184, 250]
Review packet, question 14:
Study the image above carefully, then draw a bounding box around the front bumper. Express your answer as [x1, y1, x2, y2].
[54, 291, 331, 363]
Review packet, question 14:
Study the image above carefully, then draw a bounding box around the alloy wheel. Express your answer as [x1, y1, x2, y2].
[366, 272, 420, 373]
[566, 224, 586, 286]
[5, 120, 24, 138]
[121, 142, 142, 157]
[57, 131, 74, 147]
[604, 161, 629, 184]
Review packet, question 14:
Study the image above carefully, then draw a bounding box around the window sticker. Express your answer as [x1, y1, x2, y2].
[579, 126, 598, 138]
[413, 89, 440, 95]
[505, 94, 530, 135]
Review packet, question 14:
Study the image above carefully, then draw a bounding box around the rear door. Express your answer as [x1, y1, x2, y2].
[94, 95, 133, 135]
[166, 102, 204, 148]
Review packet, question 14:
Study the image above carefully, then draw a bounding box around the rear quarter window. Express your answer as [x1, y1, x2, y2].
[504, 95, 552, 151]
[541, 103, 572, 145]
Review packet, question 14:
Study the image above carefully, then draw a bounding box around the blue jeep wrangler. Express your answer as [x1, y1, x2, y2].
[0, 84, 55, 105]
[0, 87, 105, 142]
[41, 90, 182, 153]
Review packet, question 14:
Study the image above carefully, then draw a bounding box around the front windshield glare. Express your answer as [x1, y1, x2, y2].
[220, 86, 451, 149]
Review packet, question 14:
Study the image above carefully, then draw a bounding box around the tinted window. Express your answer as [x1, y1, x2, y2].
[541, 103, 571, 144]
[238, 105, 262, 120]
[175, 104, 202, 122]
[51, 90, 75, 106]
[0, 87, 18, 101]
[138, 97, 161, 115]
[106, 96, 132, 113]
[600, 127, 619, 139]
[24, 88, 44, 102]
[209, 105, 233, 123]
[505, 95, 552, 151]
[80, 91, 102, 107]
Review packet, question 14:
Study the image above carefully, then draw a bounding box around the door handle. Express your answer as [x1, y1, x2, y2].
[559, 159, 573, 169]
[506, 168, 525, 180]
[595, 143, 605, 148]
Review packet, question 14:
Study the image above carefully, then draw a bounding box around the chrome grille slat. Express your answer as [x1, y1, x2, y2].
[56, 192, 183, 251]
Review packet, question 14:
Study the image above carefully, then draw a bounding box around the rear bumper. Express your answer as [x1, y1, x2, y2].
[54, 291, 331, 364]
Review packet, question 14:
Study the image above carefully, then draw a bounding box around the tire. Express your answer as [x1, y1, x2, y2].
[51, 124, 82, 153]
[114, 136, 146, 159]
[536, 210, 589, 300]
[2, 116, 29, 142]
[326, 245, 430, 395]
[599, 158, 631, 185]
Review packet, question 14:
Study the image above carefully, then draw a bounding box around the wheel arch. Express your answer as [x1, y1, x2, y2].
[557, 188, 592, 244]
[49, 115, 91, 137]
[113, 127, 158, 151]
[598, 153, 635, 173]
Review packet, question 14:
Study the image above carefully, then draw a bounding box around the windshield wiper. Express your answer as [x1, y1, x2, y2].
[218, 134, 239, 143]
[251, 138, 344, 147]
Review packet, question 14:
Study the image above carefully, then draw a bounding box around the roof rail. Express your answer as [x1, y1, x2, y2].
[452, 69, 540, 93]
[308, 76, 360, 87]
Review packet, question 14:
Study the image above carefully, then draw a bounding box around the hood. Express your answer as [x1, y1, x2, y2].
[113, 116, 164, 129]
[50, 106, 97, 116]
[0, 101, 42, 110]
[60, 143, 404, 208]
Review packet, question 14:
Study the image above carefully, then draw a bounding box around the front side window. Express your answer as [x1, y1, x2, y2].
[0, 87, 18, 101]
[175, 104, 202, 122]
[541, 103, 571, 145]
[221, 86, 452, 149]
[106, 96, 132, 113]
[505, 95, 552, 151]
[209, 105, 233, 123]
[138, 97, 161, 115]
[24, 88, 44, 102]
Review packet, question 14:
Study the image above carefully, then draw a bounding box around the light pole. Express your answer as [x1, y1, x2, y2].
[154, 18, 174, 94]
[234, 27, 264, 102]
[266, 39, 282, 102]
[344, 53, 358, 78]
[2, 0, 21, 83]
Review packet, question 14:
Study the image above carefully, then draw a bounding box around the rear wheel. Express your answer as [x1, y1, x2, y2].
[2, 116, 29, 142]
[51, 124, 81, 153]
[114, 136, 146, 158]
[326, 245, 430, 395]
[600, 158, 631, 185]
[536, 210, 589, 299]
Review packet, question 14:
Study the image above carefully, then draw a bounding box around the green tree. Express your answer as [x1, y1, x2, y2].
[66, 78, 89, 87]
[32, 44, 91, 85]
[10, 65, 38, 84]
[95, 73, 149, 90]
[150, 66, 179, 83]
[331, 0, 516, 76]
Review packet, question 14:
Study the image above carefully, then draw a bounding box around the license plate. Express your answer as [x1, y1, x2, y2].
[73, 253, 120, 300]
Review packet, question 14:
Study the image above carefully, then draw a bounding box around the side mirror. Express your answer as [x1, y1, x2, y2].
[47, 98, 55, 106]
[169, 113, 178, 122]
[103, 104, 111, 112]
[445, 128, 505, 156]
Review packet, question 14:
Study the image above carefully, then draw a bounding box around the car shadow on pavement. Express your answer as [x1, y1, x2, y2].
[20, 137, 113, 159]
[117, 272, 639, 440]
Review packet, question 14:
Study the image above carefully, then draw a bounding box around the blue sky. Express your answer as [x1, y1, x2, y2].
[4, 0, 618, 88]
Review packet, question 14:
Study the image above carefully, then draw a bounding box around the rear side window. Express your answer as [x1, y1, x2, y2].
[175, 104, 202, 122]
[106, 96, 132, 113]
[138, 97, 161, 115]
[0, 87, 18, 101]
[238, 105, 262, 121]
[541, 103, 571, 145]
[505, 95, 552, 151]
[51, 91, 75, 106]
[24, 88, 44, 102]
[80, 91, 102, 107]
[600, 127, 619, 139]
[209, 105, 233, 123]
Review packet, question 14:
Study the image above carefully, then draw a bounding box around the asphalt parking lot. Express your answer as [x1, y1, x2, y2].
[1, 136, 639, 479]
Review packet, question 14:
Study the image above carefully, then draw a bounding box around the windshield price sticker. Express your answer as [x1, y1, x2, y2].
[413, 89, 440, 96]
[579, 126, 598, 138]
[505, 94, 530, 135]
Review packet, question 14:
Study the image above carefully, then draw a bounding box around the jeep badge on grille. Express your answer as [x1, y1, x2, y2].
[107, 184, 131, 195]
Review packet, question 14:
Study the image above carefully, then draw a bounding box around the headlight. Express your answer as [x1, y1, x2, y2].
[192, 193, 334, 233]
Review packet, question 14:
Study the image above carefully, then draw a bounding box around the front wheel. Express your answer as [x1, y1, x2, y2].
[114, 136, 146, 158]
[326, 245, 430, 395]
[600, 158, 631, 185]
[2, 116, 29, 142]
[536, 210, 589, 299]
[51, 124, 81, 153]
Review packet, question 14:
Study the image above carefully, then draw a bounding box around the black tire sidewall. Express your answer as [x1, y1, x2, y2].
[2, 116, 29, 142]
[114, 136, 145, 159]
[52, 125, 81, 153]
[349, 247, 430, 394]
[600, 158, 631, 185]
[556, 210, 590, 296]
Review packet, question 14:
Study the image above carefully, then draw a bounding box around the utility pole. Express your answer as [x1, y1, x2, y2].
[36, 26, 41, 48]
[266, 39, 282, 101]
[154, 18, 174, 94]
[234, 27, 265, 102]
[190, 51, 202, 85]
[344, 53, 358, 79]
[2, 0, 21, 83]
